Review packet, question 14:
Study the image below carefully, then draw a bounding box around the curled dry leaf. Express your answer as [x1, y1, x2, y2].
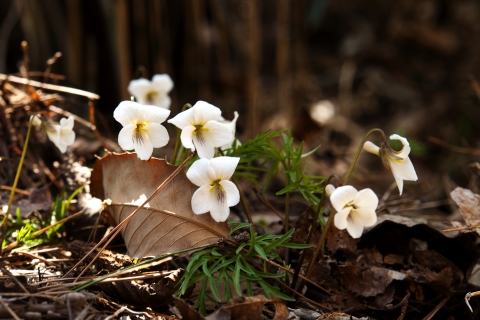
[91, 152, 230, 258]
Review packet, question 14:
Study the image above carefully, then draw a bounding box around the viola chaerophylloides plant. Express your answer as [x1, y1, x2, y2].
[128, 74, 174, 109]
[31, 114, 76, 153]
[113, 100, 170, 160]
[109, 75, 419, 311]
[168, 100, 233, 159]
[186, 156, 240, 222]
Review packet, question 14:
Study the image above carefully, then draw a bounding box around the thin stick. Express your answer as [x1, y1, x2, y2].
[0, 299, 21, 320]
[0, 73, 100, 100]
[253, 188, 285, 220]
[88, 101, 116, 152]
[290, 175, 339, 296]
[64, 153, 194, 281]
[428, 136, 480, 157]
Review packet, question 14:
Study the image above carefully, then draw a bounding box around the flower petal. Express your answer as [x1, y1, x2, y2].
[142, 104, 171, 124]
[114, 101, 140, 126]
[59, 116, 75, 130]
[388, 157, 418, 195]
[353, 208, 377, 227]
[363, 141, 380, 156]
[219, 180, 240, 207]
[168, 107, 195, 129]
[325, 184, 336, 196]
[144, 123, 169, 148]
[59, 129, 76, 150]
[192, 101, 222, 124]
[330, 185, 358, 212]
[128, 78, 152, 101]
[46, 125, 60, 146]
[209, 186, 230, 222]
[152, 74, 174, 93]
[334, 208, 352, 230]
[219, 111, 240, 149]
[133, 130, 154, 160]
[390, 134, 411, 158]
[152, 94, 171, 109]
[31, 115, 42, 127]
[193, 133, 215, 159]
[202, 120, 233, 148]
[353, 188, 378, 209]
[209, 156, 240, 180]
[191, 185, 213, 214]
[345, 213, 365, 239]
[118, 124, 136, 150]
[180, 126, 196, 151]
[187, 159, 212, 186]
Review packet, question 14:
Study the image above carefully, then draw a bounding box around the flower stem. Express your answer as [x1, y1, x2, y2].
[289, 175, 339, 296]
[294, 128, 386, 297]
[231, 175, 255, 234]
[1, 117, 35, 254]
[171, 103, 191, 165]
[343, 128, 386, 185]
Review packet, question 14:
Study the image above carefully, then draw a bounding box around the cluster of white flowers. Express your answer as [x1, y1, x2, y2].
[31, 115, 75, 153]
[326, 133, 418, 239]
[113, 75, 240, 222]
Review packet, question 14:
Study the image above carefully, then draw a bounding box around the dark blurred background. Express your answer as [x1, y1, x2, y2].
[2, 0, 480, 196]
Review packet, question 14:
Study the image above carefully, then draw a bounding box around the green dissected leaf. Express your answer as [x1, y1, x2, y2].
[233, 256, 242, 296]
[254, 244, 267, 260]
[276, 184, 298, 195]
[263, 228, 295, 251]
[281, 243, 312, 249]
[259, 280, 295, 301]
[202, 260, 212, 277]
[208, 276, 221, 302]
[228, 221, 252, 235]
[220, 269, 233, 301]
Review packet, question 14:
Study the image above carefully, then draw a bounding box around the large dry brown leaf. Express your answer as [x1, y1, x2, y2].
[91, 152, 230, 258]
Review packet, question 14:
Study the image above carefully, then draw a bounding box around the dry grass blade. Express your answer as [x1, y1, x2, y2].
[0, 73, 100, 100]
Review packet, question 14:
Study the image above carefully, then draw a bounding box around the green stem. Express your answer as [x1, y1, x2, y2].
[171, 103, 192, 165]
[295, 128, 386, 296]
[1, 117, 34, 254]
[343, 128, 386, 185]
[290, 174, 339, 295]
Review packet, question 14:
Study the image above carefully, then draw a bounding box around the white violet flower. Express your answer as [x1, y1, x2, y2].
[219, 111, 240, 150]
[330, 185, 378, 239]
[32, 115, 75, 153]
[113, 101, 170, 160]
[186, 156, 240, 222]
[363, 134, 418, 195]
[168, 101, 233, 159]
[128, 74, 174, 109]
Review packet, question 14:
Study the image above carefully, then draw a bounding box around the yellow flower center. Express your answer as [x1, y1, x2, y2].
[211, 180, 225, 204]
[134, 123, 147, 144]
[145, 90, 158, 104]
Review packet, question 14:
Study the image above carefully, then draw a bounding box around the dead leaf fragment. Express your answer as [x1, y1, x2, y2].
[91, 153, 230, 258]
[223, 295, 288, 320]
[450, 187, 480, 235]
